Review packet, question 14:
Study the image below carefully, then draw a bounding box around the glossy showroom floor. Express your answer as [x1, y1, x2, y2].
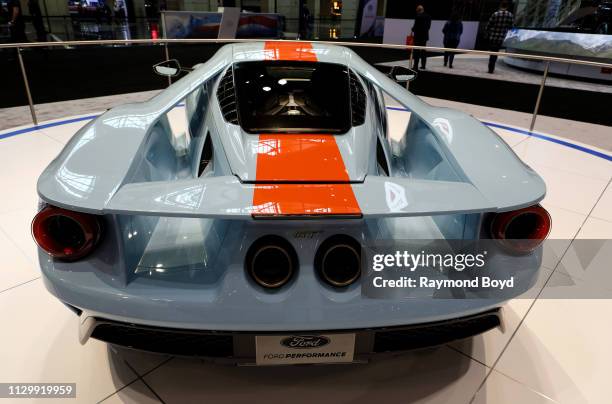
[0, 98, 611, 404]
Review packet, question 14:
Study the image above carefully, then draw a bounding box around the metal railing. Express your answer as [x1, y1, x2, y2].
[1, 38, 611, 130]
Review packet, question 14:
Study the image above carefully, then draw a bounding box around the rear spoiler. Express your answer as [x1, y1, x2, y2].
[100, 176, 513, 219]
[36, 46, 546, 219]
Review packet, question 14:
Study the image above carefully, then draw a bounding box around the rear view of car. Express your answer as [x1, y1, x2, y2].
[33, 42, 549, 365]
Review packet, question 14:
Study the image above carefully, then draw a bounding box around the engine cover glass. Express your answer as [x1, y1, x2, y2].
[233, 61, 351, 133]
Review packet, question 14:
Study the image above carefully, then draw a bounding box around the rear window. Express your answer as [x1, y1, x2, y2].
[233, 61, 351, 134]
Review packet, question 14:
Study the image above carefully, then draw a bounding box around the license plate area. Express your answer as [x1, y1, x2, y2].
[255, 333, 356, 365]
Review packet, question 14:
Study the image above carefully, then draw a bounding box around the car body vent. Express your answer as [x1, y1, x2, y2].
[377, 138, 390, 176]
[349, 70, 366, 127]
[217, 67, 239, 124]
[198, 133, 213, 177]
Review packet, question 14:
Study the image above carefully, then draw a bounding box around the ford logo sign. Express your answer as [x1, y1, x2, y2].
[280, 335, 330, 349]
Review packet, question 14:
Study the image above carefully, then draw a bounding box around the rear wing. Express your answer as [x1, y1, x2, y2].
[102, 176, 509, 219]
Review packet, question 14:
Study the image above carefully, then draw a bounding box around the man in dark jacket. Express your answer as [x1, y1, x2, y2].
[411, 5, 431, 70]
[485, 0, 514, 73]
[7, 0, 27, 42]
[442, 12, 463, 68]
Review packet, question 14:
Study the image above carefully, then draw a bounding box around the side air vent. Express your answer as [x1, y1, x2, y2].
[198, 134, 213, 177]
[377, 138, 390, 176]
[217, 67, 239, 124]
[349, 70, 366, 126]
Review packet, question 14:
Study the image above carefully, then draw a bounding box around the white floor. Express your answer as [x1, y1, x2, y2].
[0, 105, 611, 404]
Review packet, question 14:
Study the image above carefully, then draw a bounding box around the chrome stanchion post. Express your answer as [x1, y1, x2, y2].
[161, 12, 171, 86]
[164, 41, 171, 86]
[17, 48, 38, 126]
[530, 61, 550, 132]
[407, 45, 414, 90]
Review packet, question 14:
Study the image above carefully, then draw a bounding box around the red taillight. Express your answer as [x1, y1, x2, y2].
[490, 204, 551, 254]
[32, 206, 103, 261]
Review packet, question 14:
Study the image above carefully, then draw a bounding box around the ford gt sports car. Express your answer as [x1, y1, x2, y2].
[33, 41, 550, 365]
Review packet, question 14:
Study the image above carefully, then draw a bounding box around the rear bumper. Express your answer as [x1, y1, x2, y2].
[80, 309, 501, 363]
[40, 243, 540, 332]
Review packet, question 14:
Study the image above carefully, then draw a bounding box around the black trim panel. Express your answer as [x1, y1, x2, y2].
[89, 309, 500, 359]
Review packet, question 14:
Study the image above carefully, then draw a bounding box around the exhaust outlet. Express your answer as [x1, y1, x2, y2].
[316, 235, 361, 287]
[246, 236, 297, 289]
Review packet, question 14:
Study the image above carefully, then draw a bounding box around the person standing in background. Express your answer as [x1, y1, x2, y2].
[7, 0, 27, 42]
[299, 3, 312, 40]
[485, 0, 514, 74]
[28, 0, 47, 42]
[411, 5, 431, 70]
[442, 12, 463, 69]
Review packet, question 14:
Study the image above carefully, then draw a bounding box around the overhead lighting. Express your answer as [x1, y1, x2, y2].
[278, 79, 287, 85]
[263, 86, 271, 92]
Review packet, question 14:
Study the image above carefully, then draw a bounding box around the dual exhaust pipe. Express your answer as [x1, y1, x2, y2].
[245, 235, 361, 289]
[246, 235, 297, 289]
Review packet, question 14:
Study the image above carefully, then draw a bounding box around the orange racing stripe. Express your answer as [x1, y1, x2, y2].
[254, 134, 350, 182]
[251, 184, 361, 216]
[252, 134, 361, 216]
[263, 41, 318, 61]
[252, 42, 360, 217]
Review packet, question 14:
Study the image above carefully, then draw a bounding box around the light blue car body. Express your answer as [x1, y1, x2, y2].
[35, 42, 546, 345]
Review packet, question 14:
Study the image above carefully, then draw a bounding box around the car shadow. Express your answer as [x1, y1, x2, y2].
[107, 339, 488, 403]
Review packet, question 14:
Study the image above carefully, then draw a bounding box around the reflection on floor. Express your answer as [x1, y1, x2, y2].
[0, 90, 161, 132]
[0, 103, 610, 403]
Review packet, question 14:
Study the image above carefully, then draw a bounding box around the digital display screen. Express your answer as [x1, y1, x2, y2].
[503, 28, 612, 61]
